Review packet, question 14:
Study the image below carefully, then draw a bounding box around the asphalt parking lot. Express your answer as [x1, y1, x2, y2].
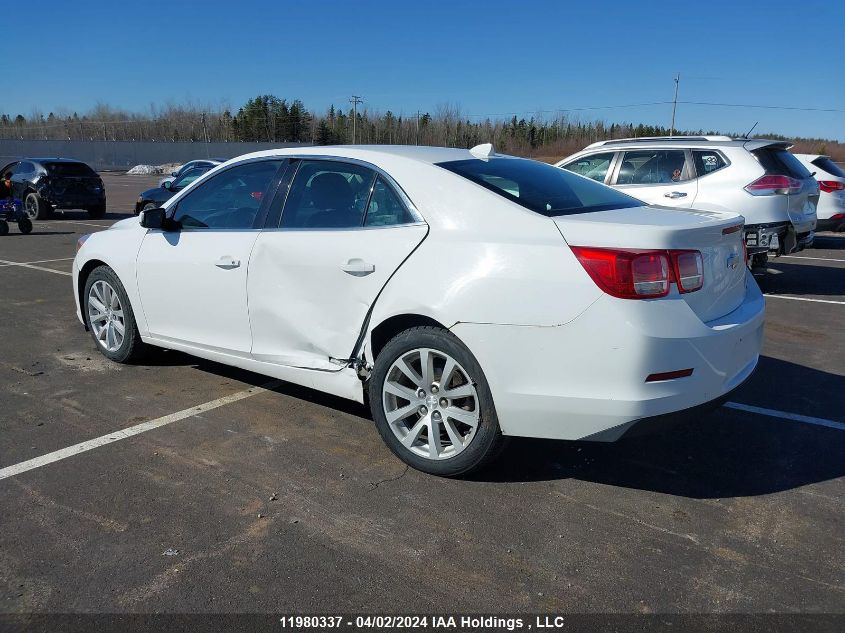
[0, 172, 843, 614]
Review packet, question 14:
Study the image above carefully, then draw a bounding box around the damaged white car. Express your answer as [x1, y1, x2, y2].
[73, 145, 764, 476]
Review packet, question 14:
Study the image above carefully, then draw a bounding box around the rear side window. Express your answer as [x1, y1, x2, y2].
[437, 157, 641, 217]
[44, 162, 96, 177]
[281, 160, 376, 229]
[752, 148, 811, 179]
[692, 150, 727, 177]
[616, 150, 690, 185]
[562, 152, 615, 182]
[811, 157, 845, 178]
[16, 161, 35, 174]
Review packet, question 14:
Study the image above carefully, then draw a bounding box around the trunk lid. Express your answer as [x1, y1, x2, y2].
[554, 205, 747, 323]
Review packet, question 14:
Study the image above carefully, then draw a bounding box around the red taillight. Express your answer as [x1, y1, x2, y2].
[570, 247, 703, 299]
[819, 180, 845, 193]
[673, 250, 704, 293]
[830, 213, 845, 221]
[744, 174, 802, 195]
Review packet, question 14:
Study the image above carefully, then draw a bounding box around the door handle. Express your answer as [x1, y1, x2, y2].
[664, 191, 688, 199]
[341, 258, 375, 276]
[215, 255, 241, 269]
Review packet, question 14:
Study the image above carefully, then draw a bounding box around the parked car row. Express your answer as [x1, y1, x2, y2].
[557, 136, 822, 268]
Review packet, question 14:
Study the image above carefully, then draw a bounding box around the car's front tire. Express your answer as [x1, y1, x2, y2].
[24, 192, 50, 220]
[83, 266, 147, 363]
[368, 326, 506, 477]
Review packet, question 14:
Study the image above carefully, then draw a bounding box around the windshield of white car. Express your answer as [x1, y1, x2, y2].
[437, 157, 641, 216]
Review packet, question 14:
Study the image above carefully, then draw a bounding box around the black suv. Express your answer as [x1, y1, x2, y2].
[1, 158, 106, 219]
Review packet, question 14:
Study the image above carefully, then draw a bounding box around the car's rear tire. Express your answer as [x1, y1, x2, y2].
[87, 203, 106, 219]
[368, 326, 506, 477]
[83, 266, 147, 363]
[17, 217, 32, 234]
[24, 192, 50, 220]
[0, 220, 8, 236]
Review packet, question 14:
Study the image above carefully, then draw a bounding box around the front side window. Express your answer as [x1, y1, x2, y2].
[172, 160, 281, 229]
[562, 152, 615, 183]
[364, 177, 414, 226]
[281, 160, 375, 229]
[437, 157, 641, 217]
[692, 150, 727, 177]
[616, 150, 690, 185]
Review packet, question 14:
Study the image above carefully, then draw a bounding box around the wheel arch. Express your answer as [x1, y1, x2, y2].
[368, 313, 449, 362]
[77, 259, 110, 329]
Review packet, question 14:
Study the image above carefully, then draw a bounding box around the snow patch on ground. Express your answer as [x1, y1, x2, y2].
[126, 162, 182, 175]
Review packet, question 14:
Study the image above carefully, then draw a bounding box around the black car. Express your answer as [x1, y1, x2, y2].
[1, 158, 106, 220]
[135, 166, 212, 215]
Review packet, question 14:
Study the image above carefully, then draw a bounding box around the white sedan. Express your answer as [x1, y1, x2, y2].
[73, 144, 764, 476]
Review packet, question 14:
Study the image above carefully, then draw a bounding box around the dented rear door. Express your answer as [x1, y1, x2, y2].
[247, 159, 427, 370]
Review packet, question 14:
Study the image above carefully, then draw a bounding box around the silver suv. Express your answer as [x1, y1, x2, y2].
[557, 136, 819, 267]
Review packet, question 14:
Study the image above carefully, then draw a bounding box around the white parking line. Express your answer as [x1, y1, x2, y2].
[0, 257, 74, 267]
[34, 220, 115, 229]
[764, 294, 845, 305]
[781, 255, 845, 263]
[725, 402, 845, 431]
[0, 258, 71, 276]
[0, 380, 281, 481]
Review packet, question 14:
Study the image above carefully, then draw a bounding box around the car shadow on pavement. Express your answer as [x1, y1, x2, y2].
[757, 261, 845, 297]
[141, 350, 844, 498]
[474, 356, 845, 497]
[811, 233, 844, 249]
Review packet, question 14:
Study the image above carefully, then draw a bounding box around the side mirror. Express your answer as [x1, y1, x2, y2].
[140, 207, 179, 231]
[161, 180, 172, 191]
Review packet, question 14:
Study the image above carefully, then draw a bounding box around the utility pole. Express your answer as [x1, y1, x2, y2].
[415, 110, 421, 145]
[350, 95, 363, 144]
[201, 112, 210, 157]
[670, 73, 680, 137]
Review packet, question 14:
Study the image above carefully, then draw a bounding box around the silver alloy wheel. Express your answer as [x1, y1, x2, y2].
[87, 280, 126, 352]
[142, 202, 157, 212]
[382, 347, 480, 460]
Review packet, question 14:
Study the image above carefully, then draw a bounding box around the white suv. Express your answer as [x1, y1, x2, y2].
[793, 154, 845, 232]
[557, 136, 819, 267]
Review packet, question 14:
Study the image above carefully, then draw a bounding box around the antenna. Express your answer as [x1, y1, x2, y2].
[669, 73, 680, 136]
[743, 121, 759, 139]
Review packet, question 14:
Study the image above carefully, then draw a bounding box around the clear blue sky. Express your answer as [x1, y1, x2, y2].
[5, 0, 844, 140]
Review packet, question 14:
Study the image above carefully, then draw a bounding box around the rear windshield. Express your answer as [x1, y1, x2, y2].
[44, 162, 97, 177]
[437, 157, 641, 217]
[811, 157, 845, 178]
[751, 148, 811, 179]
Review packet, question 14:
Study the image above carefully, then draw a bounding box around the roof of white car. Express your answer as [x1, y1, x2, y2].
[226, 144, 504, 166]
[582, 136, 791, 151]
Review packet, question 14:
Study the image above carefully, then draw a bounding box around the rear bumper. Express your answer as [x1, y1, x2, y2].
[451, 271, 765, 441]
[745, 222, 813, 255]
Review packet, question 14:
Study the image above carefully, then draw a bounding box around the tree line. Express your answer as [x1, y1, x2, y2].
[1, 97, 842, 161]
